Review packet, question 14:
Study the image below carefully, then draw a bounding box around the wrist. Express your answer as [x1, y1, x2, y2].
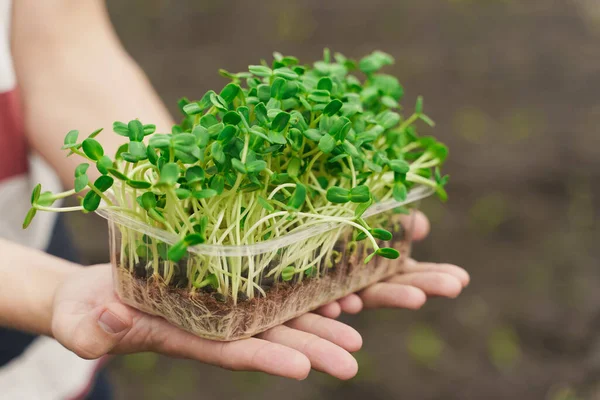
[0, 239, 80, 337]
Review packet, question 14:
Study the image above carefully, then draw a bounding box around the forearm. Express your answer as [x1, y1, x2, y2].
[12, 0, 174, 185]
[0, 239, 78, 336]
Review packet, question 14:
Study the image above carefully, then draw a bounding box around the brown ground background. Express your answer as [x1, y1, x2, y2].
[65, 0, 600, 399]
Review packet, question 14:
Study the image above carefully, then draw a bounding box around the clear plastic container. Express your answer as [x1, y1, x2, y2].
[96, 185, 434, 341]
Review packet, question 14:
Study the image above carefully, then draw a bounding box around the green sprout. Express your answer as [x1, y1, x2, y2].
[24, 49, 449, 302]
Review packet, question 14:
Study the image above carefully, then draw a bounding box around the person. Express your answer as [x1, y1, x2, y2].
[0, 0, 469, 398]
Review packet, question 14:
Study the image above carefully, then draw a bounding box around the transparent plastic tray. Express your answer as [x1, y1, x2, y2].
[97, 185, 434, 341]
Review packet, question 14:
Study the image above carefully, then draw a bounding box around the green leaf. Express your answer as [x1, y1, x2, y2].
[326, 187, 350, 204]
[108, 168, 128, 181]
[194, 273, 219, 289]
[287, 157, 301, 178]
[415, 96, 424, 114]
[281, 266, 296, 281]
[371, 228, 392, 241]
[113, 122, 129, 136]
[246, 160, 267, 174]
[329, 116, 352, 141]
[223, 111, 242, 125]
[186, 166, 205, 184]
[211, 142, 226, 164]
[273, 67, 299, 80]
[377, 110, 401, 129]
[308, 90, 330, 103]
[317, 77, 333, 92]
[30, 184, 42, 205]
[393, 182, 408, 202]
[148, 208, 167, 224]
[23, 207, 37, 229]
[254, 102, 269, 126]
[323, 99, 343, 116]
[217, 125, 238, 144]
[389, 159, 410, 174]
[349, 185, 371, 203]
[318, 134, 336, 153]
[302, 129, 323, 142]
[342, 140, 360, 158]
[192, 189, 217, 199]
[376, 247, 400, 259]
[270, 77, 286, 100]
[74, 174, 88, 193]
[268, 130, 287, 145]
[127, 179, 152, 189]
[249, 65, 273, 77]
[430, 143, 449, 162]
[81, 138, 104, 161]
[257, 84, 271, 102]
[287, 183, 306, 209]
[436, 186, 448, 202]
[143, 124, 156, 136]
[128, 141, 147, 160]
[83, 191, 101, 212]
[359, 50, 394, 74]
[167, 240, 188, 262]
[75, 163, 89, 177]
[137, 192, 157, 210]
[231, 158, 246, 174]
[93, 176, 114, 192]
[271, 111, 291, 132]
[210, 175, 225, 194]
[96, 156, 113, 175]
[258, 196, 275, 212]
[183, 102, 202, 116]
[62, 130, 79, 149]
[128, 120, 145, 142]
[210, 93, 229, 112]
[419, 114, 435, 127]
[175, 188, 191, 200]
[184, 233, 205, 246]
[220, 83, 240, 103]
[148, 134, 171, 149]
[157, 163, 180, 186]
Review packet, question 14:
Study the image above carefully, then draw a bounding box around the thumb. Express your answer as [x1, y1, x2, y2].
[53, 302, 133, 359]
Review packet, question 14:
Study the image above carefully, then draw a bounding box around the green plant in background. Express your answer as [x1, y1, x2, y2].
[487, 325, 521, 370]
[407, 323, 444, 367]
[24, 49, 448, 301]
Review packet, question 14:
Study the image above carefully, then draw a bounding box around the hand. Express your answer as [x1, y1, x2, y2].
[51, 264, 362, 381]
[315, 211, 470, 319]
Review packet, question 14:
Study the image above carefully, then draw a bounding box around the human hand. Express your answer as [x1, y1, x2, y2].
[51, 264, 362, 381]
[315, 211, 470, 318]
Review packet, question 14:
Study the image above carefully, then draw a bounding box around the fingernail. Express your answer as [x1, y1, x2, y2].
[98, 310, 128, 334]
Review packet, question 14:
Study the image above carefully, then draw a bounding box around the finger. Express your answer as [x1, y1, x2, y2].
[403, 259, 470, 287]
[387, 272, 463, 298]
[53, 302, 133, 360]
[337, 294, 363, 314]
[148, 319, 311, 380]
[259, 325, 358, 380]
[399, 210, 430, 241]
[285, 313, 362, 352]
[359, 282, 426, 310]
[314, 301, 342, 319]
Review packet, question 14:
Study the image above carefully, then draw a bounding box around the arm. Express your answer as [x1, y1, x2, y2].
[11, 0, 173, 185]
[0, 239, 77, 336]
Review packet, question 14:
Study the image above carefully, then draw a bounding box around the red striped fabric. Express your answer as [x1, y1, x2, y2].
[0, 88, 28, 182]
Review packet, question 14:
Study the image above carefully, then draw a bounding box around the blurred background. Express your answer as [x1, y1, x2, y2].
[66, 0, 600, 399]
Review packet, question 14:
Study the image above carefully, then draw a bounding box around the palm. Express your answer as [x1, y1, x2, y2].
[51, 212, 468, 380]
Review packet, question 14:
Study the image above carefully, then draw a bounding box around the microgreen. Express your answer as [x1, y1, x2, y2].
[23, 49, 449, 302]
